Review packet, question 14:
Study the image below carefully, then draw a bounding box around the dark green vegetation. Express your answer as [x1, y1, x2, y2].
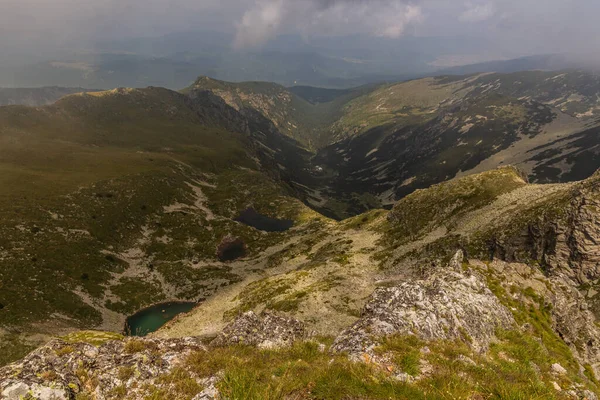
[0, 85, 319, 364]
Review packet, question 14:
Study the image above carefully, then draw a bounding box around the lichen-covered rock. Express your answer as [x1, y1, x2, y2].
[0, 337, 207, 400]
[211, 311, 306, 349]
[1, 382, 70, 400]
[332, 261, 515, 357]
[449, 248, 465, 271]
[550, 273, 600, 377]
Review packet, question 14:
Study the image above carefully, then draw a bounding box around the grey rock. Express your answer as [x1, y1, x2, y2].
[489, 179, 600, 285]
[1, 382, 70, 400]
[211, 311, 306, 349]
[581, 389, 599, 400]
[0, 337, 206, 400]
[549, 274, 600, 377]
[449, 249, 464, 271]
[552, 362, 567, 375]
[332, 265, 515, 358]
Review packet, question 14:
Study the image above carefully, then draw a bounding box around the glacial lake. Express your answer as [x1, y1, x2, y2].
[125, 301, 197, 336]
[235, 208, 294, 232]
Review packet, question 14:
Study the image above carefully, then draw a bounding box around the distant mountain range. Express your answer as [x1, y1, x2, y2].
[0, 87, 99, 107]
[0, 31, 591, 89]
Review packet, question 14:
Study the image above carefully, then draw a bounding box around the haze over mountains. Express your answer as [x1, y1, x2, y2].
[0, 30, 592, 90]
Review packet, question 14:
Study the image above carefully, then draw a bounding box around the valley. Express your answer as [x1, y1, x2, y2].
[2, 69, 600, 399]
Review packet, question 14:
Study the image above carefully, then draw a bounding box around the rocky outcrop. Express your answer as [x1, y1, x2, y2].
[489, 175, 600, 285]
[0, 337, 209, 400]
[483, 259, 600, 378]
[211, 311, 306, 349]
[332, 252, 515, 357]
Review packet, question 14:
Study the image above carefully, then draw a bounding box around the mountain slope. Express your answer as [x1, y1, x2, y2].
[7, 168, 600, 399]
[2, 69, 600, 363]
[4, 71, 600, 398]
[305, 70, 600, 217]
[0, 86, 321, 365]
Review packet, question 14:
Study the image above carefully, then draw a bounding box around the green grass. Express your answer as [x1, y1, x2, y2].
[186, 341, 432, 400]
[179, 332, 597, 400]
[61, 330, 124, 346]
[376, 335, 423, 376]
[382, 166, 527, 246]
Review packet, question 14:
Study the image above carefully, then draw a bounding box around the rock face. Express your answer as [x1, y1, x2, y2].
[211, 311, 306, 349]
[0, 337, 208, 400]
[550, 273, 600, 376]
[490, 176, 600, 285]
[332, 254, 515, 357]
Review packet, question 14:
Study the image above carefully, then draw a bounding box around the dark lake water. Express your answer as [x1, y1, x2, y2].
[218, 238, 246, 262]
[125, 301, 197, 336]
[235, 208, 294, 232]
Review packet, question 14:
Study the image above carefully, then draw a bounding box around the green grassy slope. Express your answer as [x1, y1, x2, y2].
[0, 87, 321, 365]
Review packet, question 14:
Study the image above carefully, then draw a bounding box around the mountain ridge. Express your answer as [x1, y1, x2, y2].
[2, 70, 600, 400]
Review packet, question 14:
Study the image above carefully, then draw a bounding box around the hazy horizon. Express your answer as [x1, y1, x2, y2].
[1, 0, 599, 89]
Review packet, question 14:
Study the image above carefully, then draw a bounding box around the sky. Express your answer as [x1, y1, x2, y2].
[0, 0, 599, 58]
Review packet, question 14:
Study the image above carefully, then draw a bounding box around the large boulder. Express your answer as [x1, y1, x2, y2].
[332, 253, 515, 357]
[211, 311, 306, 349]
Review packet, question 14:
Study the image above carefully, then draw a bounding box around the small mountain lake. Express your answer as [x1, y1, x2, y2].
[235, 208, 294, 232]
[125, 302, 197, 336]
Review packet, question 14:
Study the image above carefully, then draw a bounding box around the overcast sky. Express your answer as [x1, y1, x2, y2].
[0, 0, 598, 57]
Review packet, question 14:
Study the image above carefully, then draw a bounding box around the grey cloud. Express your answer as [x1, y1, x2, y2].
[459, 2, 495, 22]
[0, 0, 598, 60]
[233, 0, 423, 48]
